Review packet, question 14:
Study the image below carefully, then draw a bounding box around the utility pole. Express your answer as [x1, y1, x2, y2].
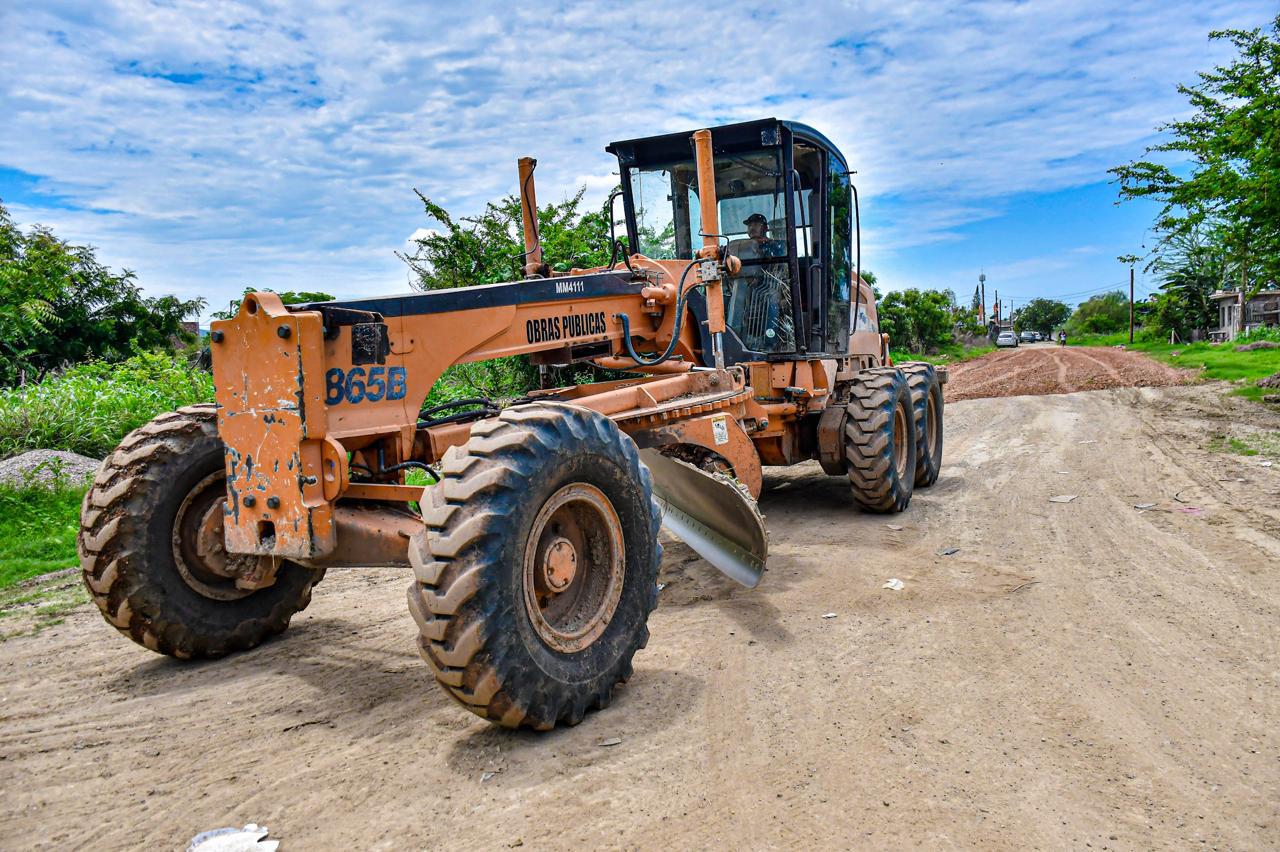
[979, 272, 986, 325]
[1129, 266, 1135, 344]
[1118, 254, 1140, 345]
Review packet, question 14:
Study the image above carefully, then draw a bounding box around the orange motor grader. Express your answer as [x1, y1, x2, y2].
[78, 119, 945, 730]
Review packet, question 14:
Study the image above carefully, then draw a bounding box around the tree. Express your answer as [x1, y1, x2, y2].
[1111, 15, 1280, 293]
[1014, 298, 1071, 335]
[1146, 225, 1225, 339]
[396, 187, 620, 401]
[1067, 291, 1130, 335]
[877, 288, 954, 353]
[0, 201, 205, 386]
[401, 187, 614, 291]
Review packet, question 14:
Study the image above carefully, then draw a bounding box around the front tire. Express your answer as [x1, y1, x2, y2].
[407, 403, 661, 730]
[844, 368, 916, 513]
[78, 405, 323, 659]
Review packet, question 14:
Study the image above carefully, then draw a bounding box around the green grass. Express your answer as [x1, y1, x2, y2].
[892, 342, 996, 365]
[0, 477, 89, 590]
[1207, 431, 1280, 458]
[0, 351, 214, 458]
[1065, 331, 1133, 347]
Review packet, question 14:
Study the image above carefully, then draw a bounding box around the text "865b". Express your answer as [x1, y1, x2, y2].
[325, 366, 408, 405]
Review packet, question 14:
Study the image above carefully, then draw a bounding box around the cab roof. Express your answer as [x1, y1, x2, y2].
[606, 118, 848, 172]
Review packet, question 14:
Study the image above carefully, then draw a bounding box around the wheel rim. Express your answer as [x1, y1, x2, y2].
[173, 470, 259, 601]
[522, 482, 625, 654]
[892, 401, 910, 480]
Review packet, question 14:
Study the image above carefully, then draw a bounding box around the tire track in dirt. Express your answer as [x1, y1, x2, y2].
[1049, 349, 1069, 386]
[1072, 348, 1126, 384]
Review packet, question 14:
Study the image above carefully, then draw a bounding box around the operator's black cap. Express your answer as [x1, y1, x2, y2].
[743, 212, 768, 226]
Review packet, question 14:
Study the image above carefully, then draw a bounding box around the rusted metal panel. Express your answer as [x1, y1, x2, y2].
[300, 504, 419, 569]
[211, 293, 336, 560]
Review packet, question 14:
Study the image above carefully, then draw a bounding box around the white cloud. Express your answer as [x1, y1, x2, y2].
[1, 0, 1272, 319]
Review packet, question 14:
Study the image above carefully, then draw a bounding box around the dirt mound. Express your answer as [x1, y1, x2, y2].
[945, 345, 1193, 401]
[0, 449, 101, 487]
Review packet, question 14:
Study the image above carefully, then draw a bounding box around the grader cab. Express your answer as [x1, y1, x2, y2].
[78, 119, 945, 730]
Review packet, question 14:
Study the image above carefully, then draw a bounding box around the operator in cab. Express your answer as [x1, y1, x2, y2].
[731, 212, 786, 261]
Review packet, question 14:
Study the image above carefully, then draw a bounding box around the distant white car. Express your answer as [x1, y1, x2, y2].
[996, 331, 1018, 348]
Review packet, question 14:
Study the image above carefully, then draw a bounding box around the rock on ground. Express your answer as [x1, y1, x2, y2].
[0, 450, 101, 487]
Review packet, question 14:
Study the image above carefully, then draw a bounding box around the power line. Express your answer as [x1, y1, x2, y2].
[996, 281, 1133, 304]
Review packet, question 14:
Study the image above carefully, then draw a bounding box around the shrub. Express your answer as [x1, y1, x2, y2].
[877, 288, 954, 353]
[1067, 291, 1130, 335]
[0, 351, 213, 459]
[1236, 325, 1280, 344]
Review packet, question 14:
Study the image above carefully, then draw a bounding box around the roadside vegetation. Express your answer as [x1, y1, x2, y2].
[0, 475, 87, 589]
[891, 342, 995, 365]
[0, 351, 214, 459]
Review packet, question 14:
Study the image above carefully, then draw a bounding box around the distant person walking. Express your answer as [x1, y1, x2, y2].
[1058, 330, 1067, 347]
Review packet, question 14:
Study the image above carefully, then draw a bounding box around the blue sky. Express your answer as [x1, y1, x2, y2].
[1, 0, 1273, 322]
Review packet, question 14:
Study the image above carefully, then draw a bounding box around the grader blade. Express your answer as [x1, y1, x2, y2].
[640, 449, 768, 588]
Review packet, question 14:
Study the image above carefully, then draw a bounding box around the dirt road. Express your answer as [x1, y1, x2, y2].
[947, 343, 1191, 400]
[3, 379, 1280, 848]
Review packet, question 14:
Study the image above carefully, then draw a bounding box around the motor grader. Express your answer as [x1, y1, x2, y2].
[78, 118, 945, 730]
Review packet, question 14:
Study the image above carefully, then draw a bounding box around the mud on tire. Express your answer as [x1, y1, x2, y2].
[844, 368, 916, 513]
[407, 402, 661, 730]
[78, 405, 323, 659]
[899, 362, 944, 488]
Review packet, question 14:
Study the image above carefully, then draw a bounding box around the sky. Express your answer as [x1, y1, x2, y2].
[1, 0, 1274, 322]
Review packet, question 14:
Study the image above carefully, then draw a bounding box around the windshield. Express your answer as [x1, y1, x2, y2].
[628, 148, 797, 353]
[628, 149, 790, 260]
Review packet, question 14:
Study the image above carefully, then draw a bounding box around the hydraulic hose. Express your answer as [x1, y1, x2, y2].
[616, 260, 700, 368]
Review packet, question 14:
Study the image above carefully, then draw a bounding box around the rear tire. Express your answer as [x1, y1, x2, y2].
[844, 368, 916, 513]
[900, 362, 944, 488]
[407, 403, 661, 730]
[78, 405, 323, 659]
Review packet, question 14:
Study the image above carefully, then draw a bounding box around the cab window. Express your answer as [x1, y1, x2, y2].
[825, 162, 853, 352]
[629, 149, 797, 353]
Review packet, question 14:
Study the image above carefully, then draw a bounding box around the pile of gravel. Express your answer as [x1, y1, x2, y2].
[0, 450, 102, 488]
